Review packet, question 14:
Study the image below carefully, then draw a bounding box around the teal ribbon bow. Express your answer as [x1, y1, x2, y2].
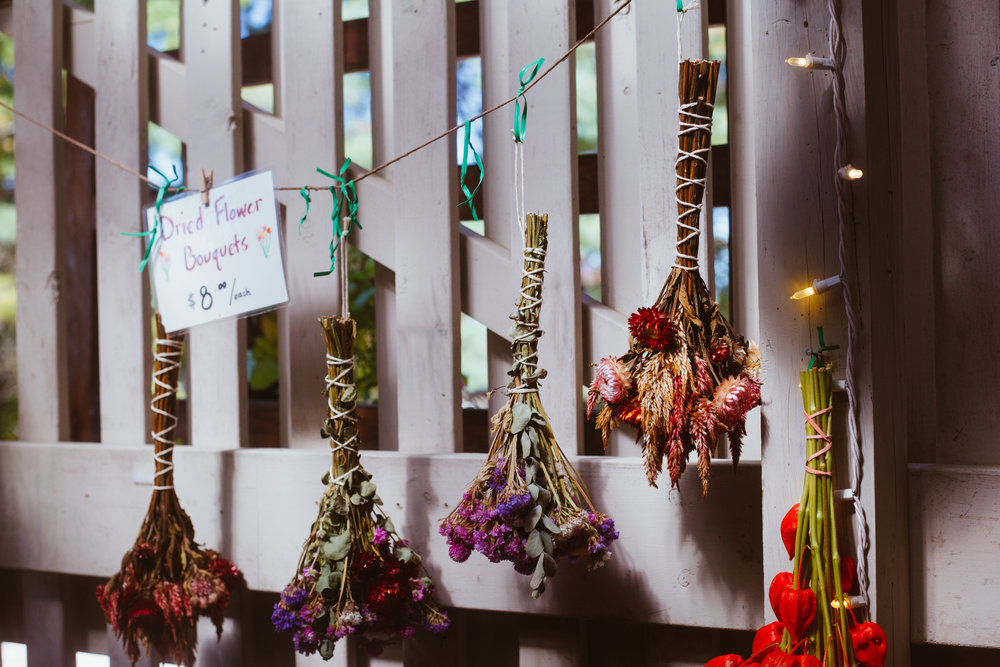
[677, 0, 683, 11]
[513, 57, 545, 143]
[314, 158, 361, 277]
[122, 165, 183, 273]
[298, 187, 312, 234]
[458, 120, 484, 222]
[807, 326, 841, 370]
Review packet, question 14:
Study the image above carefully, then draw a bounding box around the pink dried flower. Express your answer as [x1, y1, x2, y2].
[189, 574, 227, 609]
[587, 356, 631, 417]
[712, 374, 762, 430]
[372, 526, 388, 545]
[694, 354, 713, 395]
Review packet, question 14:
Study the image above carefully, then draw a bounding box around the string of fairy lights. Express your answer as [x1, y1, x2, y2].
[785, 0, 871, 612]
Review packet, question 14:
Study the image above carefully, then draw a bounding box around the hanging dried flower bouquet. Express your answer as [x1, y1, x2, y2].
[272, 316, 449, 659]
[97, 316, 244, 666]
[440, 213, 618, 598]
[587, 59, 761, 495]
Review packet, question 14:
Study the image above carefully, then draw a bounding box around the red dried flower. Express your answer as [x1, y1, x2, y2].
[133, 543, 156, 562]
[751, 621, 784, 661]
[367, 580, 406, 614]
[780, 504, 799, 560]
[705, 654, 745, 667]
[768, 572, 793, 618]
[613, 399, 642, 427]
[209, 556, 245, 589]
[775, 586, 816, 641]
[850, 622, 887, 667]
[710, 342, 730, 363]
[628, 307, 676, 352]
[352, 552, 381, 581]
[127, 598, 164, 632]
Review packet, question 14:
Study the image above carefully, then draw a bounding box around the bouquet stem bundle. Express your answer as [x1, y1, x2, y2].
[706, 359, 887, 667]
[97, 315, 244, 666]
[441, 213, 618, 598]
[272, 317, 448, 660]
[588, 59, 760, 495]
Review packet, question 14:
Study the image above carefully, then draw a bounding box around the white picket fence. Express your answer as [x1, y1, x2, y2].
[1, 1, 999, 666]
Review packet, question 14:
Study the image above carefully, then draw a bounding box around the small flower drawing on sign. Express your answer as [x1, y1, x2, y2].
[158, 249, 171, 281]
[256, 225, 272, 259]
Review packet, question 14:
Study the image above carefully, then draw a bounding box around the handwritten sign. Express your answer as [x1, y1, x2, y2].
[145, 169, 289, 332]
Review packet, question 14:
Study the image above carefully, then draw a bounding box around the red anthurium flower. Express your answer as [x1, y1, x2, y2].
[839, 555, 856, 595]
[751, 621, 784, 661]
[775, 586, 816, 641]
[851, 622, 888, 667]
[768, 571, 793, 618]
[780, 504, 799, 560]
[705, 655, 745, 667]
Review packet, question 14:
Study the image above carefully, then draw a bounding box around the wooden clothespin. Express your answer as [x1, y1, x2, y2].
[197, 168, 213, 206]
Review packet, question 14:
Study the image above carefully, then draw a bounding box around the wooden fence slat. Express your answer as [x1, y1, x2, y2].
[749, 0, 849, 624]
[183, 0, 246, 451]
[517, 616, 579, 667]
[22, 572, 68, 666]
[508, 0, 583, 453]
[480, 0, 517, 420]
[94, 1, 150, 446]
[13, 0, 68, 443]
[274, 0, 344, 449]
[384, 0, 461, 455]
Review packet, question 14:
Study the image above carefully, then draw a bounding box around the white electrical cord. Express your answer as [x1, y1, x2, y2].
[827, 0, 872, 610]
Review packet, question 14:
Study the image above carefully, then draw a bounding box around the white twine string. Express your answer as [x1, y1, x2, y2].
[825, 0, 871, 610]
[509, 245, 546, 395]
[339, 229, 351, 319]
[673, 100, 713, 271]
[326, 352, 359, 486]
[514, 140, 527, 234]
[151, 337, 183, 490]
[676, 0, 701, 62]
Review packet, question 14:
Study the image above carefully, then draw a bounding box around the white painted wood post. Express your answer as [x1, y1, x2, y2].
[631, 1, 680, 308]
[94, 0, 151, 446]
[22, 572, 68, 666]
[13, 0, 68, 442]
[275, 0, 345, 449]
[385, 0, 461, 455]
[183, 0, 247, 451]
[507, 0, 583, 453]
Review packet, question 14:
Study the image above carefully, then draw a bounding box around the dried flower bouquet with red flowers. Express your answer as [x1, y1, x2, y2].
[705, 354, 887, 667]
[587, 60, 760, 494]
[272, 316, 448, 660]
[441, 214, 618, 598]
[97, 316, 244, 666]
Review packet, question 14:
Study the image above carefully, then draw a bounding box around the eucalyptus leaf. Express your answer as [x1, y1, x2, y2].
[520, 434, 532, 459]
[382, 517, 396, 533]
[535, 486, 552, 509]
[321, 471, 331, 485]
[395, 546, 414, 562]
[527, 483, 540, 501]
[332, 494, 350, 515]
[526, 530, 543, 558]
[341, 386, 357, 403]
[360, 480, 377, 498]
[350, 493, 364, 505]
[526, 425, 538, 445]
[541, 513, 560, 534]
[316, 573, 332, 594]
[530, 553, 546, 590]
[511, 402, 531, 433]
[540, 530, 553, 554]
[541, 552, 557, 576]
[525, 462, 538, 483]
[323, 531, 351, 561]
[525, 504, 542, 529]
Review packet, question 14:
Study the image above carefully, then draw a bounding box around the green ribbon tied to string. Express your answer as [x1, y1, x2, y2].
[807, 325, 841, 370]
[314, 158, 361, 278]
[298, 187, 311, 234]
[677, 0, 684, 11]
[458, 120, 484, 222]
[513, 57, 544, 143]
[122, 164, 184, 273]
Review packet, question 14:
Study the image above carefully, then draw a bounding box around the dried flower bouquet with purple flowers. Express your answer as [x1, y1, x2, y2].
[440, 213, 618, 598]
[272, 317, 448, 659]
